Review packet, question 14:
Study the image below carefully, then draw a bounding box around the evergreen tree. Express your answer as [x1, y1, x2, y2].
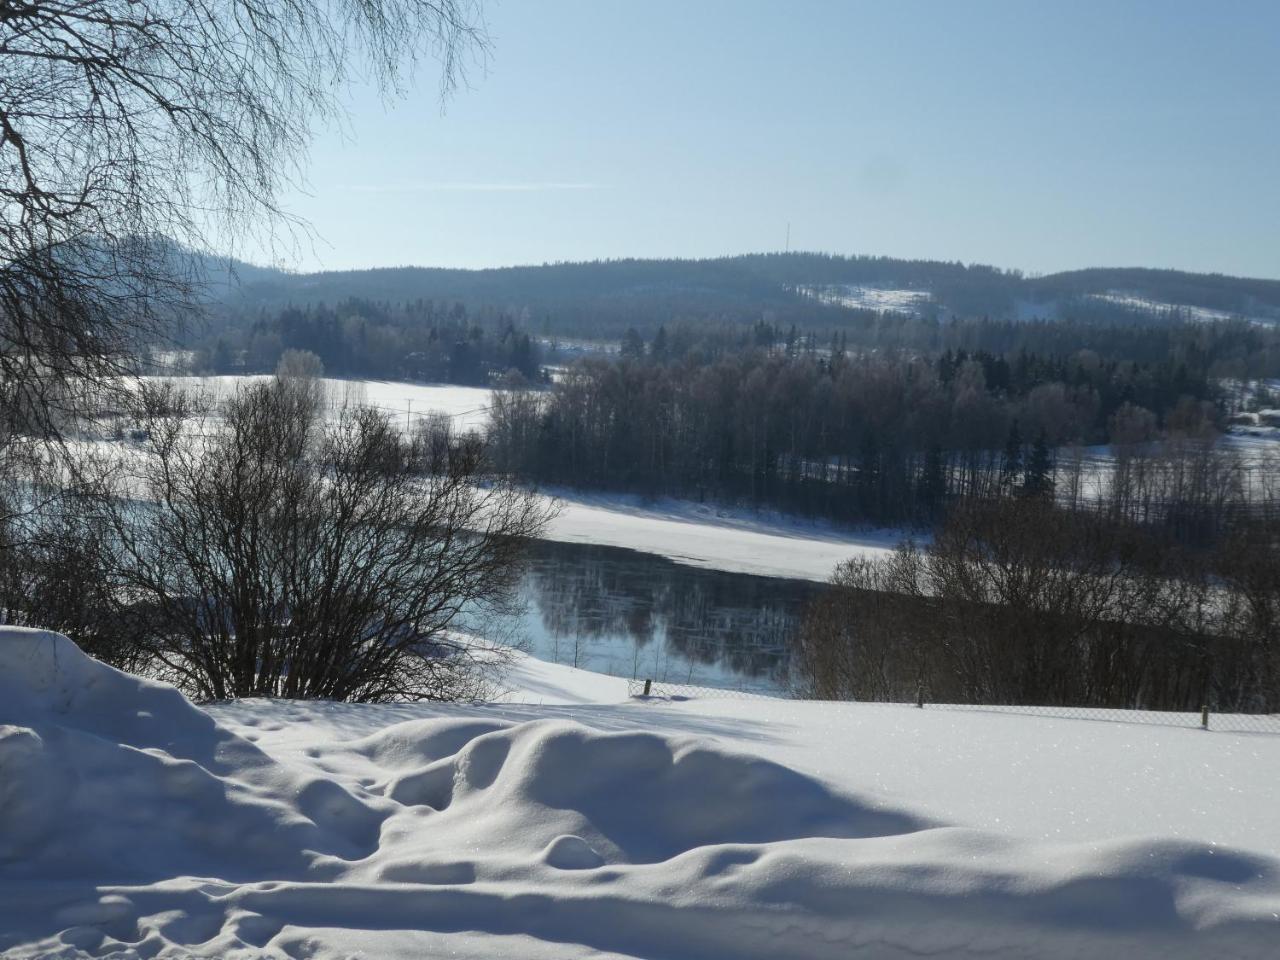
[621, 327, 645, 360]
[1022, 431, 1055, 499]
[917, 445, 947, 520]
[1000, 420, 1023, 493]
[650, 325, 669, 362]
[856, 432, 882, 519]
[210, 338, 234, 373]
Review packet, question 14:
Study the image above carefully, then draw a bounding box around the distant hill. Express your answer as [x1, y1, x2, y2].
[209, 252, 1280, 336]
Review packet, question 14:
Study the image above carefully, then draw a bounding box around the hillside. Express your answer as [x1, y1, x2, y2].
[208, 252, 1280, 336]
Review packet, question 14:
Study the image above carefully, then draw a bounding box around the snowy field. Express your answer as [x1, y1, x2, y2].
[797, 284, 932, 316]
[1060, 434, 1280, 506]
[3, 627, 1278, 960]
[143, 376, 495, 433]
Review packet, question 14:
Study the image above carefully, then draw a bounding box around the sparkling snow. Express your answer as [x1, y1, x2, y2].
[2, 629, 1277, 959]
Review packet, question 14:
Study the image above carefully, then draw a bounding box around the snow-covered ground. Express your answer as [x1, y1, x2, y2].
[144, 376, 494, 433]
[543, 491, 900, 581]
[797, 283, 932, 316]
[1091, 292, 1279, 327]
[3, 628, 1277, 960]
[1059, 434, 1280, 506]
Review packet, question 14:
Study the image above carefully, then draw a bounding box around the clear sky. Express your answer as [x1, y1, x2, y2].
[278, 0, 1280, 278]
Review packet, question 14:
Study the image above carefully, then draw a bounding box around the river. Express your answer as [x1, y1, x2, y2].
[491, 539, 823, 693]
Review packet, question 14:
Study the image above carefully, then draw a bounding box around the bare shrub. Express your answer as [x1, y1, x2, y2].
[794, 497, 1276, 711]
[793, 547, 930, 701]
[0, 451, 141, 670]
[108, 376, 552, 702]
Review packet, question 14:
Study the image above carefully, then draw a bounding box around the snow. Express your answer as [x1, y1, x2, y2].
[143, 376, 494, 432]
[543, 490, 900, 582]
[1055, 435, 1280, 508]
[495, 647, 633, 705]
[798, 283, 932, 316]
[1091, 292, 1279, 327]
[3, 628, 1278, 959]
[317, 379, 492, 432]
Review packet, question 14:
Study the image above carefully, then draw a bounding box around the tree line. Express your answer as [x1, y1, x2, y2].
[487, 336, 1242, 527]
[192, 298, 543, 384]
[193, 289, 1280, 390]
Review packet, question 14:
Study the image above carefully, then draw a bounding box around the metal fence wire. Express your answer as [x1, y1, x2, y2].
[626, 679, 1280, 733]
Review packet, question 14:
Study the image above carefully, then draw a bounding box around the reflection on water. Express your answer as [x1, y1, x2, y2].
[499, 539, 822, 692]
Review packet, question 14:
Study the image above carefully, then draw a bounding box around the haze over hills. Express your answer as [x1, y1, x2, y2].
[212, 252, 1280, 335]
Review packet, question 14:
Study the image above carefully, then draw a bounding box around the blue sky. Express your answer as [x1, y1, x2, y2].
[279, 1, 1280, 278]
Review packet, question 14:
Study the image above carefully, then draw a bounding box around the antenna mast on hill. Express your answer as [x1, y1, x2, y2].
[785, 222, 791, 253]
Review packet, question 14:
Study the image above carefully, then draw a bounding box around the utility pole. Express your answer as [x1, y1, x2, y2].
[406, 398, 412, 433]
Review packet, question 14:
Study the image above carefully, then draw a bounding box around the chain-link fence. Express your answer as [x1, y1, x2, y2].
[626, 679, 1280, 733]
[627, 679, 781, 701]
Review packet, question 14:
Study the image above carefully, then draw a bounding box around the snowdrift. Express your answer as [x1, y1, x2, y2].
[2, 627, 1277, 959]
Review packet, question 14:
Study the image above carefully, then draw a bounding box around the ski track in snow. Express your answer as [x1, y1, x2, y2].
[2, 629, 1278, 960]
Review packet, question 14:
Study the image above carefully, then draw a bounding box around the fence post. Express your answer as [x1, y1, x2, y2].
[643, 678, 652, 697]
[1201, 704, 1210, 730]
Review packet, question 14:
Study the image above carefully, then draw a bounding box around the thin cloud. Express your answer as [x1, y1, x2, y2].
[343, 181, 605, 194]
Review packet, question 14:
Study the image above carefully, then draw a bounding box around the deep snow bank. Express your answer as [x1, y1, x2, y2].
[0, 629, 385, 884]
[2, 628, 1278, 960]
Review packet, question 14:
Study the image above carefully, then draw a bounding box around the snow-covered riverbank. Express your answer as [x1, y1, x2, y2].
[542, 490, 899, 582]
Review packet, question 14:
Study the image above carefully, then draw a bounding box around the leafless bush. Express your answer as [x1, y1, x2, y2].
[1214, 524, 1280, 712]
[792, 547, 930, 701]
[0, 451, 141, 669]
[795, 497, 1277, 711]
[106, 376, 552, 702]
[0, 0, 487, 635]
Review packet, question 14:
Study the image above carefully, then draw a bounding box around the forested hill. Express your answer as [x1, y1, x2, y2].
[212, 253, 1280, 337]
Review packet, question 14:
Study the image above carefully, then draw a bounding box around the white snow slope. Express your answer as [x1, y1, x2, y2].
[543, 491, 899, 581]
[3, 629, 1278, 960]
